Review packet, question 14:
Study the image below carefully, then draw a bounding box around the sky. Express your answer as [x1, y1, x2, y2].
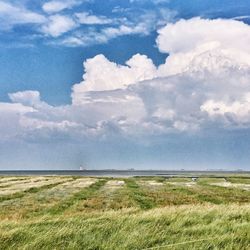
[0, 0, 250, 170]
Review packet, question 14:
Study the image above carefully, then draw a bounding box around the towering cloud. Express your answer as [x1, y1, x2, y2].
[68, 18, 250, 135]
[157, 18, 250, 76]
[72, 54, 157, 104]
[1, 18, 250, 143]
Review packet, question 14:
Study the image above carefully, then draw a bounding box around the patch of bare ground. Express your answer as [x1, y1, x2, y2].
[104, 180, 125, 189]
[0, 177, 66, 195]
[139, 180, 164, 187]
[0, 177, 29, 184]
[59, 178, 97, 189]
[210, 182, 250, 191]
[167, 182, 196, 187]
[0, 177, 49, 188]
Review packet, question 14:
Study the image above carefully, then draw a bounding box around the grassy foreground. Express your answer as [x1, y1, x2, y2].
[0, 175, 249, 249]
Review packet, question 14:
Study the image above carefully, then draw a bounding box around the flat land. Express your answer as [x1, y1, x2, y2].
[0, 175, 249, 249]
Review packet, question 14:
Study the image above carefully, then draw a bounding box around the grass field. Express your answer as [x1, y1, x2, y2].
[0, 175, 249, 249]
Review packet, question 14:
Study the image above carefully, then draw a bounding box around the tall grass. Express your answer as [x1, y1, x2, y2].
[0, 204, 249, 250]
[0, 175, 249, 249]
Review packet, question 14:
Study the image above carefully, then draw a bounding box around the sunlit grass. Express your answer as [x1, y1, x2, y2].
[0, 175, 249, 249]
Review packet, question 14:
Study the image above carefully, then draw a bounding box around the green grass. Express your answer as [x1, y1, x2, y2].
[0, 175, 249, 249]
[227, 177, 250, 184]
[125, 179, 156, 209]
[0, 204, 249, 250]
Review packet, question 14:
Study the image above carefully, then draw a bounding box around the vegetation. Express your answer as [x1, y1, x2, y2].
[0, 175, 249, 249]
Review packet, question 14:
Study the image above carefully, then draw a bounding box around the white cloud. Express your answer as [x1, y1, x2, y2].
[201, 93, 250, 126]
[59, 8, 176, 47]
[9, 91, 42, 107]
[0, 102, 35, 140]
[103, 23, 150, 37]
[41, 14, 77, 37]
[59, 21, 153, 47]
[157, 18, 250, 76]
[75, 12, 112, 25]
[1, 12, 250, 169]
[70, 18, 250, 133]
[232, 15, 250, 21]
[157, 18, 250, 55]
[72, 54, 157, 104]
[60, 31, 109, 47]
[0, 1, 46, 30]
[0, 2, 177, 47]
[1, 17, 250, 142]
[0, 102, 34, 114]
[20, 116, 79, 131]
[42, 0, 79, 13]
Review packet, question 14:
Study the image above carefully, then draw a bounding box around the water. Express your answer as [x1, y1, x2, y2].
[0, 170, 249, 177]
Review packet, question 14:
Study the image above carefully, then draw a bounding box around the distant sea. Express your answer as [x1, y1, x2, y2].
[0, 170, 249, 177]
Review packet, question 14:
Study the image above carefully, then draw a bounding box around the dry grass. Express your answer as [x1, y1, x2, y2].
[0, 177, 67, 195]
[0, 177, 29, 184]
[105, 180, 125, 188]
[167, 181, 196, 187]
[139, 180, 164, 187]
[210, 182, 250, 191]
[59, 178, 97, 188]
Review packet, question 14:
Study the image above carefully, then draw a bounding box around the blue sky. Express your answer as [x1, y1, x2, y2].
[0, 0, 250, 170]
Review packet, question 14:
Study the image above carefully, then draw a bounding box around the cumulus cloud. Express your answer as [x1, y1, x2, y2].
[0, 102, 35, 141]
[9, 91, 42, 107]
[1, 17, 250, 143]
[156, 18, 250, 76]
[157, 18, 250, 54]
[0, 102, 34, 114]
[72, 54, 157, 104]
[67, 18, 250, 133]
